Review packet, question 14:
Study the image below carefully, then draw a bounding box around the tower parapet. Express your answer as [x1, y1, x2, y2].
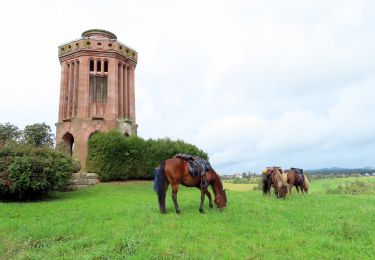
[58, 29, 137, 64]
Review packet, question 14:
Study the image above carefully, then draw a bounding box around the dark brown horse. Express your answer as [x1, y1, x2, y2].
[284, 168, 309, 194]
[155, 157, 227, 214]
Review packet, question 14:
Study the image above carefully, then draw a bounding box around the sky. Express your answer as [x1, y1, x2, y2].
[0, 0, 374, 174]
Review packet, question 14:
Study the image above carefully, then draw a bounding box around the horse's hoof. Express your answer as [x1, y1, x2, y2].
[176, 209, 180, 214]
[209, 204, 213, 209]
[199, 208, 205, 214]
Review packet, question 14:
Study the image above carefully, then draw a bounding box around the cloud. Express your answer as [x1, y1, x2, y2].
[0, 0, 374, 173]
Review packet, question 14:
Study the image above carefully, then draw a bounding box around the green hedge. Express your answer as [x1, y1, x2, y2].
[0, 142, 75, 200]
[87, 131, 208, 181]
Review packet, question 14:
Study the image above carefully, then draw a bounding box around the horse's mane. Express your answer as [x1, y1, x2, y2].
[273, 168, 282, 180]
[208, 170, 224, 196]
[210, 170, 222, 187]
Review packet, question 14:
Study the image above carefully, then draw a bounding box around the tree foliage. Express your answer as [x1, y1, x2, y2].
[87, 131, 208, 181]
[23, 123, 54, 147]
[0, 123, 22, 144]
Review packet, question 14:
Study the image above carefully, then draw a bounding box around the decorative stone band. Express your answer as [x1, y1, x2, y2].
[58, 39, 137, 63]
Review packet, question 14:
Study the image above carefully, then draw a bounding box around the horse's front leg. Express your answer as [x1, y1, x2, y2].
[203, 189, 213, 208]
[171, 184, 180, 214]
[199, 189, 206, 213]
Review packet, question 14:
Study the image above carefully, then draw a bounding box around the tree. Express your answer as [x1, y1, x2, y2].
[0, 123, 22, 143]
[23, 123, 54, 147]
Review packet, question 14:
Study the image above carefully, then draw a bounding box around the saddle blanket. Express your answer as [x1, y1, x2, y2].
[174, 154, 212, 177]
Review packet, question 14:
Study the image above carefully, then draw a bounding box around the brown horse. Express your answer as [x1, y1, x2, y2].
[285, 168, 309, 194]
[270, 168, 288, 199]
[155, 157, 227, 214]
[262, 167, 284, 196]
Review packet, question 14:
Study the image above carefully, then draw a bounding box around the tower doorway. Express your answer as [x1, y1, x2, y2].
[62, 132, 74, 156]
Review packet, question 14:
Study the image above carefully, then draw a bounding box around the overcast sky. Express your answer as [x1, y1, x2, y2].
[1, 0, 374, 173]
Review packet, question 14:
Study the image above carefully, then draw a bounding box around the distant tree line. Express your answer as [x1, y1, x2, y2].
[0, 122, 54, 147]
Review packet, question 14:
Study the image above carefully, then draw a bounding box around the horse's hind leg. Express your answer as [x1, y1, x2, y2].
[203, 189, 213, 208]
[171, 184, 181, 214]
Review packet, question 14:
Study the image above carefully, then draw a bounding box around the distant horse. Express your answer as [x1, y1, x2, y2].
[262, 167, 283, 196]
[270, 168, 288, 199]
[262, 167, 273, 195]
[285, 168, 309, 194]
[155, 157, 227, 214]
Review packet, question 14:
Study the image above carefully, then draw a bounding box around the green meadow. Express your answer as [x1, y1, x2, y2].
[1, 178, 375, 259]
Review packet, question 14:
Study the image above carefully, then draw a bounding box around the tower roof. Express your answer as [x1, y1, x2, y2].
[81, 29, 117, 40]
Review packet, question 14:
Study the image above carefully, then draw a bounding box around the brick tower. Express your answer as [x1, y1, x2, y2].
[56, 29, 137, 170]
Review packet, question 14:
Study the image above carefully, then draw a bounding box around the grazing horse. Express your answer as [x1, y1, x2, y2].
[285, 168, 309, 194]
[262, 167, 283, 196]
[281, 171, 289, 194]
[270, 168, 288, 199]
[155, 157, 227, 214]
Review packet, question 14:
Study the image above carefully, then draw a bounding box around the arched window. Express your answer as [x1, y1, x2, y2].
[89, 58, 107, 103]
[104, 60, 108, 73]
[97, 60, 101, 72]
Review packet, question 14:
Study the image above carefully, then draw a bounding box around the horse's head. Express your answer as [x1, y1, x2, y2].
[278, 184, 288, 199]
[214, 190, 227, 209]
[210, 171, 227, 209]
[271, 168, 288, 199]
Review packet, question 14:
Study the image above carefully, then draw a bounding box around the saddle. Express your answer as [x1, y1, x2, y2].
[174, 154, 211, 188]
[291, 167, 304, 185]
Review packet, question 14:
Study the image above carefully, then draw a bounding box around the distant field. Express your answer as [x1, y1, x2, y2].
[1, 178, 374, 258]
[224, 176, 375, 193]
[309, 176, 375, 193]
[223, 182, 257, 191]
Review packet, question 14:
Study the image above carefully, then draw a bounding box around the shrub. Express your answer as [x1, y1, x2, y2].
[326, 180, 375, 195]
[0, 142, 75, 200]
[87, 131, 208, 181]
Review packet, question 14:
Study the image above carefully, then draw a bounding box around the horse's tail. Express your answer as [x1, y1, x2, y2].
[303, 175, 310, 193]
[156, 161, 167, 213]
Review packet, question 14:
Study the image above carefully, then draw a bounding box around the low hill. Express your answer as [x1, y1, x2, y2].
[307, 167, 375, 175]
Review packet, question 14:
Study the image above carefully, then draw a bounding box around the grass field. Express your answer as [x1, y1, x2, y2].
[1, 178, 375, 259]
